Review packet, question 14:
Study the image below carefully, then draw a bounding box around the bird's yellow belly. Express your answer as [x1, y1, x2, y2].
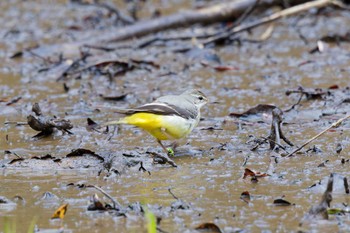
[123, 113, 193, 140]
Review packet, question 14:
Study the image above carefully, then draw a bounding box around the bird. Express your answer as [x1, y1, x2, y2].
[100, 89, 208, 156]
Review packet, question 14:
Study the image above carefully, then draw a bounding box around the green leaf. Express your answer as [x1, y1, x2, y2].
[144, 207, 157, 233]
[327, 208, 344, 215]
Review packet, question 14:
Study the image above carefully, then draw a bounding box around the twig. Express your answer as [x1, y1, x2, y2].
[284, 91, 304, 112]
[233, 0, 261, 27]
[168, 188, 179, 200]
[87, 185, 122, 210]
[4, 121, 28, 125]
[287, 114, 350, 157]
[344, 177, 349, 194]
[261, 136, 288, 152]
[202, 0, 335, 46]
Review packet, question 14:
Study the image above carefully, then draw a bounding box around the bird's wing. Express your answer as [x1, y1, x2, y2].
[118, 101, 197, 120]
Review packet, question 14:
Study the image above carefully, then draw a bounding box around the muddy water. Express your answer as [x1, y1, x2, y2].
[1, 0, 350, 232]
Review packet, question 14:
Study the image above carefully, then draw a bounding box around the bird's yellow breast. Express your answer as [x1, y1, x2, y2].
[122, 113, 193, 141]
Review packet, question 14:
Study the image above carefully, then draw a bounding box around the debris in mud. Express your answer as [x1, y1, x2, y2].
[168, 188, 190, 211]
[286, 114, 350, 157]
[27, 103, 73, 138]
[194, 222, 222, 233]
[5, 148, 105, 170]
[285, 86, 329, 101]
[248, 107, 293, 152]
[229, 104, 277, 119]
[100, 93, 128, 101]
[301, 173, 334, 222]
[87, 194, 108, 211]
[335, 143, 343, 154]
[267, 108, 293, 150]
[58, 57, 159, 81]
[242, 168, 269, 180]
[138, 161, 151, 175]
[240, 191, 251, 204]
[65, 148, 104, 162]
[147, 151, 177, 168]
[0, 196, 12, 204]
[0, 96, 22, 106]
[51, 203, 68, 219]
[317, 160, 329, 167]
[87, 185, 123, 211]
[273, 198, 293, 206]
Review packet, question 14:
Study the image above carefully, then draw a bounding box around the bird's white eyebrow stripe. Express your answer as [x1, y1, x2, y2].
[123, 102, 197, 119]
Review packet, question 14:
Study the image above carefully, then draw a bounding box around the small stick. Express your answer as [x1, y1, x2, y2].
[168, 188, 179, 200]
[261, 137, 287, 152]
[4, 121, 28, 125]
[344, 177, 349, 194]
[287, 114, 350, 157]
[87, 185, 122, 210]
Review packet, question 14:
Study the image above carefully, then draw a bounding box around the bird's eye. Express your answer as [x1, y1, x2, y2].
[198, 96, 204, 100]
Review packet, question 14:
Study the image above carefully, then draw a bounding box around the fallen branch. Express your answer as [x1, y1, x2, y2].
[32, 0, 317, 58]
[201, 0, 336, 46]
[287, 114, 350, 157]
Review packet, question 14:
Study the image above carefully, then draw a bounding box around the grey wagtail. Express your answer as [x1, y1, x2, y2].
[102, 89, 208, 155]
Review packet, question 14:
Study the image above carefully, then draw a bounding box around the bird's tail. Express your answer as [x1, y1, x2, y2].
[100, 118, 127, 127]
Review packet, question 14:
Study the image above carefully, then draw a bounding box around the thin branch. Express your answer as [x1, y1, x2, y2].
[287, 114, 350, 157]
[261, 136, 288, 152]
[168, 188, 179, 200]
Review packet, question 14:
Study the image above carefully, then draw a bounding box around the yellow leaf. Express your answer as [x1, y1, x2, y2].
[51, 203, 68, 219]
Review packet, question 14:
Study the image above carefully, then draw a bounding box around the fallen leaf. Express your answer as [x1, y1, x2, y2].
[100, 93, 128, 101]
[273, 198, 292, 206]
[195, 222, 222, 233]
[243, 168, 268, 179]
[51, 203, 68, 219]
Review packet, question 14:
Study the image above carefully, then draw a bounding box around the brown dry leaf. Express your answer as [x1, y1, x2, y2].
[51, 203, 68, 219]
[243, 168, 268, 179]
[243, 168, 256, 179]
[273, 198, 292, 206]
[195, 222, 222, 233]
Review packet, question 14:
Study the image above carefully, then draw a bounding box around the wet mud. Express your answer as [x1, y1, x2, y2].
[1, 0, 350, 232]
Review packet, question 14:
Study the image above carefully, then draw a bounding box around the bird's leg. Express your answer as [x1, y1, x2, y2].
[154, 140, 177, 167]
[159, 128, 176, 156]
[157, 140, 174, 156]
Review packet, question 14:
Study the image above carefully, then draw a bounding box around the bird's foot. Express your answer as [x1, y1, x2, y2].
[167, 147, 175, 156]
